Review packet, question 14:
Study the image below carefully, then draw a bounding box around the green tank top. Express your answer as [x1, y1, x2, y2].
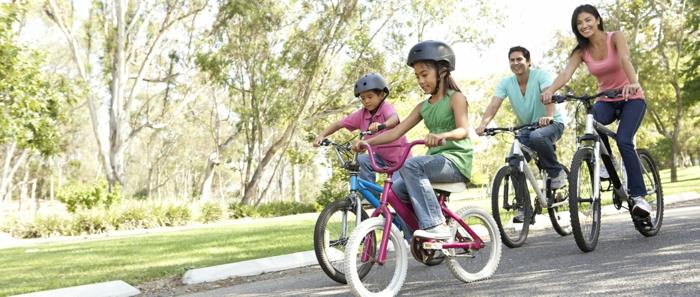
[420, 90, 473, 179]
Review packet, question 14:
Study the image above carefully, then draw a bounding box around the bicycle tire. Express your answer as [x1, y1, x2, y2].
[491, 166, 532, 248]
[314, 197, 370, 284]
[634, 149, 664, 237]
[569, 148, 601, 252]
[446, 205, 502, 283]
[548, 166, 572, 236]
[344, 217, 408, 297]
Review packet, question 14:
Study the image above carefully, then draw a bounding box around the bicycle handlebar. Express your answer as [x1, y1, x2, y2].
[551, 89, 623, 104]
[359, 140, 425, 174]
[483, 122, 540, 136]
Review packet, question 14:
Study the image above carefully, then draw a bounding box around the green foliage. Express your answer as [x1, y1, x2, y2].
[112, 202, 160, 230]
[199, 202, 225, 223]
[315, 166, 350, 210]
[228, 202, 258, 219]
[0, 4, 70, 155]
[57, 181, 122, 213]
[10, 214, 72, 239]
[255, 201, 317, 217]
[71, 209, 114, 235]
[163, 203, 192, 227]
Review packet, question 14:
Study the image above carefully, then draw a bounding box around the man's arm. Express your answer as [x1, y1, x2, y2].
[476, 96, 504, 135]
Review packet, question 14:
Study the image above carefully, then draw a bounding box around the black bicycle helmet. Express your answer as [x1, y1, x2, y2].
[406, 40, 456, 71]
[353, 73, 390, 97]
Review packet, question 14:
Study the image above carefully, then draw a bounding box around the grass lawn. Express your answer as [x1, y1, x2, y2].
[0, 216, 316, 296]
[1, 166, 698, 296]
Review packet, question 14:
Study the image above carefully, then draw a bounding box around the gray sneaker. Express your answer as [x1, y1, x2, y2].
[550, 169, 568, 189]
[413, 224, 452, 240]
[631, 196, 651, 218]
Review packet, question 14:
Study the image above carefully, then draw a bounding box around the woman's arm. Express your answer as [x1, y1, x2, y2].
[427, 92, 469, 147]
[541, 50, 583, 103]
[353, 103, 422, 151]
[612, 31, 643, 99]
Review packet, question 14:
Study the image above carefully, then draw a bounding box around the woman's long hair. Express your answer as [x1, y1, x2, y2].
[570, 4, 605, 56]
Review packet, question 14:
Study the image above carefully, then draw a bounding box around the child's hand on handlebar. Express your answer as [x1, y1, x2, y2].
[622, 82, 642, 99]
[313, 135, 325, 147]
[424, 133, 445, 147]
[351, 140, 368, 152]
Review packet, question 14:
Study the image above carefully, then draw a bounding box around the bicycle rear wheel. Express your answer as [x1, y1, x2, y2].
[569, 148, 601, 252]
[635, 149, 664, 236]
[491, 166, 531, 248]
[314, 197, 370, 284]
[548, 167, 572, 236]
[344, 217, 408, 297]
[446, 206, 502, 283]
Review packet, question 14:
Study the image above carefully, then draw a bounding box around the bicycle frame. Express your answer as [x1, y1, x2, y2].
[510, 140, 553, 208]
[361, 141, 485, 265]
[580, 113, 629, 203]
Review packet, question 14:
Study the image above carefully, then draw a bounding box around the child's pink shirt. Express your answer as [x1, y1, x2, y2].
[340, 102, 410, 167]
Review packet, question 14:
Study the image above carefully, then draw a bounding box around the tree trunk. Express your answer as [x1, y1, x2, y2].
[670, 137, 679, 182]
[200, 152, 219, 201]
[293, 164, 300, 202]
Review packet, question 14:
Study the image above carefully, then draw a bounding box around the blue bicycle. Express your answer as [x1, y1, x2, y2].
[313, 133, 442, 284]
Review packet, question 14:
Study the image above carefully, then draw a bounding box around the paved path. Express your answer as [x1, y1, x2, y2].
[179, 199, 700, 297]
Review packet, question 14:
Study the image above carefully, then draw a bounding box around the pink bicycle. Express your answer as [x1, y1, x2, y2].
[343, 140, 502, 297]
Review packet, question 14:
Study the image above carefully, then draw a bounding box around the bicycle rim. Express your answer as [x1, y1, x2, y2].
[491, 166, 531, 248]
[635, 149, 664, 236]
[344, 217, 408, 297]
[569, 149, 601, 252]
[313, 198, 370, 283]
[447, 205, 502, 283]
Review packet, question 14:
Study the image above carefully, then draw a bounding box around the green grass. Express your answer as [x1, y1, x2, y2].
[0, 217, 316, 296]
[2, 166, 699, 296]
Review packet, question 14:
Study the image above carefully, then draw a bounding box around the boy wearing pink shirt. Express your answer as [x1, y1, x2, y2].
[314, 73, 409, 184]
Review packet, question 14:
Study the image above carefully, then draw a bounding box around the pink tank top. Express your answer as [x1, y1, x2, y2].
[582, 32, 644, 102]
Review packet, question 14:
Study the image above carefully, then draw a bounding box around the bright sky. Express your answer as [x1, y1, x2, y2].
[454, 0, 599, 81]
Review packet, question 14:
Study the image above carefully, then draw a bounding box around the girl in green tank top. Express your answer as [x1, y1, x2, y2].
[351, 40, 472, 239]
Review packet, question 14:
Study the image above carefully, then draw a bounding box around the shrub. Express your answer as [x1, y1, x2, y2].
[163, 203, 191, 227]
[57, 180, 121, 213]
[112, 202, 159, 230]
[71, 209, 114, 235]
[199, 202, 224, 223]
[256, 201, 316, 217]
[228, 203, 257, 219]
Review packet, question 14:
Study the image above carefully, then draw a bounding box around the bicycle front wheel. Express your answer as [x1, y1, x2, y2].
[491, 166, 532, 248]
[314, 197, 370, 284]
[635, 149, 664, 236]
[344, 217, 408, 297]
[569, 148, 601, 252]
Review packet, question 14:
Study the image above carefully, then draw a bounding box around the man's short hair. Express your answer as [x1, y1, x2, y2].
[508, 46, 531, 62]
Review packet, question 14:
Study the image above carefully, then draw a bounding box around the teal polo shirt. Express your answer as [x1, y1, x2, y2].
[495, 68, 564, 125]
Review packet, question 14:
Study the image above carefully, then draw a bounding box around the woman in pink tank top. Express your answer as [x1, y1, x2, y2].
[540, 4, 652, 217]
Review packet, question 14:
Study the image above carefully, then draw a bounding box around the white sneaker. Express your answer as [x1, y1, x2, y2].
[413, 224, 452, 240]
[550, 169, 567, 189]
[631, 196, 651, 218]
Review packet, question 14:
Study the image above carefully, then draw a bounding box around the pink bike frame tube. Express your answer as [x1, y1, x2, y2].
[441, 204, 485, 248]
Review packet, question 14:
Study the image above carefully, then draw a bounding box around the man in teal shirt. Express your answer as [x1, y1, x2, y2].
[476, 46, 566, 220]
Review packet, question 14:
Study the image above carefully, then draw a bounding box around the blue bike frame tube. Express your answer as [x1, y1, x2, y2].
[358, 179, 381, 208]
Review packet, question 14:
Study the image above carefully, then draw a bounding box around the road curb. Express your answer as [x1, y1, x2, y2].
[182, 250, 319, 285]
[11, 280, 140, 297]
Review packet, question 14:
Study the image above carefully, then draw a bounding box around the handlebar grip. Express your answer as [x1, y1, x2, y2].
[551, 95, 566, 104]
[320, 139, 331, 146]
[377, 123, 386, 131]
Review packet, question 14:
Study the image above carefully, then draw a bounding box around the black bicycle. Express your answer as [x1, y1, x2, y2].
[552, 90, 664, 252]
[485, 124, 572, 248]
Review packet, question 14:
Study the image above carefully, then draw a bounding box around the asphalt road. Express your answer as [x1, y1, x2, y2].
[181, 199, 700, 297]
